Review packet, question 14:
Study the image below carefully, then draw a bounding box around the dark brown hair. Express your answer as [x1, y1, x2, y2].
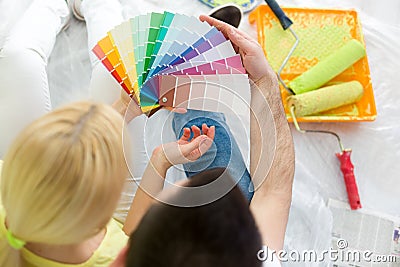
[126, 168, 262, 267]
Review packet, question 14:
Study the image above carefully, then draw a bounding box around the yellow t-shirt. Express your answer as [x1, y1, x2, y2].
[0, 160, 129, 267]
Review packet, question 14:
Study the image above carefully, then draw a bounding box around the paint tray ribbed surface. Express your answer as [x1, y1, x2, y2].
[249, 5, 377, 122]
[93, 12, 249, 116]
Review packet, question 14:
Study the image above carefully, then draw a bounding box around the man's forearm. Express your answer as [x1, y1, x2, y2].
[251, 75, 295, 195]
[250, 74, 295, 193]
[249, 74, 295, 251]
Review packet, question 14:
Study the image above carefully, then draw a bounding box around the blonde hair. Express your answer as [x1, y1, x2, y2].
[0, 101, 128, 265]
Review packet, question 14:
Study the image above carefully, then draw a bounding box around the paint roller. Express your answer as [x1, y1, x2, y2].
[288, 81, 364, 117]
[287, 39, 365, 117]
[289, 39, 366, 95]
[265, 0, 362, 210]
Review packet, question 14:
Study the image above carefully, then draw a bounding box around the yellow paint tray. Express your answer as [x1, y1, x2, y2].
[249, 5, 377, 122]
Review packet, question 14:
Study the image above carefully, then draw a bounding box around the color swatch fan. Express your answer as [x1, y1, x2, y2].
[93, 12, 250, 116]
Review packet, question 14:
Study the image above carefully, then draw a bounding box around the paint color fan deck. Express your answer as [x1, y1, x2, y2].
[93, 12, 250, 116]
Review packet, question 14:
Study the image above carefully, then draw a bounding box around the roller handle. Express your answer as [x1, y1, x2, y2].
[336, 150, 362, 210]
[264, 0, 293, 30]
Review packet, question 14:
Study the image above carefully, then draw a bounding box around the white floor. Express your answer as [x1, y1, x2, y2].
[1, 0, 400, 264]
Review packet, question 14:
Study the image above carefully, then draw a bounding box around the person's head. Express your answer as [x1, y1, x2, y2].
[113, 168, 262, 267]
[0, 101, 128, 265]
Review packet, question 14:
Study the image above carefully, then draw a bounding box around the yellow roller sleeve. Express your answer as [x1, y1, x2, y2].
[287, 81, 364, 117]
[289, 39, 366, 94]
